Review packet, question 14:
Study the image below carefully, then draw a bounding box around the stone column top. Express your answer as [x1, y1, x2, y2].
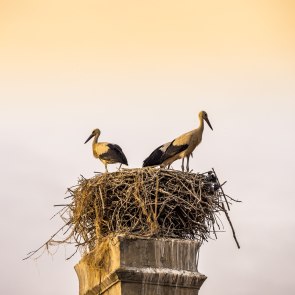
[75, 235, 206, 295]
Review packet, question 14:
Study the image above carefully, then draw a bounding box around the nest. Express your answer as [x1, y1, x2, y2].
[24, 168, 240, 260]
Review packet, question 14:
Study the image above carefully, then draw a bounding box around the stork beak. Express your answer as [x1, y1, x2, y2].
[84, 133, 94, 144]
[205, 117, 213, 130]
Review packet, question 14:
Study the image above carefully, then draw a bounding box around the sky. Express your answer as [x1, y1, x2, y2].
[1, 1, 295, 294]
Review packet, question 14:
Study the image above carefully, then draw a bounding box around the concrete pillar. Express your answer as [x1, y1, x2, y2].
[75, 235, 206, 295]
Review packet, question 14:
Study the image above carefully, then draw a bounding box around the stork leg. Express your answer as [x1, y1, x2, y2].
[105, 164, 108, 173]
[181, 158, 185, 172]
[118, 163, 122, 170]
[186, 155, 190, 172]
[168, 164, 171, 169]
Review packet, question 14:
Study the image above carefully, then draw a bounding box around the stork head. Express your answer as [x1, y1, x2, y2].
[84, 128, 101, 144]
[200, 111, 213, 130]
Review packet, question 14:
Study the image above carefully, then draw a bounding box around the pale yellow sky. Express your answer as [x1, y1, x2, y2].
[1, 0, 295, 66]
[1, 0, 295, 109]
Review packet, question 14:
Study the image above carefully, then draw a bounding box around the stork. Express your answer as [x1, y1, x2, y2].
[84, 128, 128, 172]
[143, 111, 213, 172]
[161, 111, 213, 171]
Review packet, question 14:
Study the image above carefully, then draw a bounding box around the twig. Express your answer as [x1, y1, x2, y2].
[212, 168, 230, 211]
[221, 203, 240, 249]
[23, 222, 71, 260]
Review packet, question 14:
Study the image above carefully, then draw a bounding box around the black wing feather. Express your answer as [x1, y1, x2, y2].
[100, 144, 128, 165]
[160, 140, 188, 162]
[143, 144, 165, 167]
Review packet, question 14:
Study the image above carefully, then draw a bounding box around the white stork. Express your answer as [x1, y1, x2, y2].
[143, 111, 213, 172]
[84, 128, 128, 172]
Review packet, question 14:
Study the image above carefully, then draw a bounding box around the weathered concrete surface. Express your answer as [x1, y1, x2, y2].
[75, 235, 206, 295]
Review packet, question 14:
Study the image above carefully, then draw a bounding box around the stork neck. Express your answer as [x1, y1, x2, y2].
[198, 116, 204, 131]
[92, 133, 99, 146]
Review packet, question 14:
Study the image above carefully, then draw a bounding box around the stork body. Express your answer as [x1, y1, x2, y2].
[160, 111, 213, 171]
[84, 129, 128, 172]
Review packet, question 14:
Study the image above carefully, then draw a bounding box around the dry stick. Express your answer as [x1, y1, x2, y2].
[221, 203, 240, 249]
[64, 195, 73, 199]
[98, 186, 105, 212]
[62, 222, 73, 235]
[23, 221, 71, 260]
[66, 246, 79, 260]
[220, 181, 227, 187]
[50, 206, 68, 220]
[212, 168, 230, 211]
[225, 194, 242, 203]
[154, 175, 159, 220]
